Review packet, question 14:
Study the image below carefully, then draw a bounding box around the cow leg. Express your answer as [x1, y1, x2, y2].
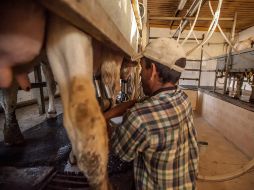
[0, 81, 24, 145]
[47, 15, 109, 190]
[41, 61, 57, 118]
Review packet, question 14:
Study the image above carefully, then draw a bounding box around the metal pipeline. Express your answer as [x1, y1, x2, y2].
[103, 84, 112, 100]
[173, 0, 207, 38]
[103, 83, 113, 112]
[93, 76, 113, 112]
[250, 84, 254, 103]
[93, 75, 102, 98]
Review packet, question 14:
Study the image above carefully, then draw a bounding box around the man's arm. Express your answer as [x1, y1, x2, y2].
[103, 100, 136, 122]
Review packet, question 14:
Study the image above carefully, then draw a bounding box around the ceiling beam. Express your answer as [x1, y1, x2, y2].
[150, 17, 234, 21]
[150, 36, 203, 41]
[172, 0, 208, 38]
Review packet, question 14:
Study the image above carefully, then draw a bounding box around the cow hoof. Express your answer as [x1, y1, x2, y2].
[4, 124, 25, 146]
[46, 111, 57, 119]
[4, 139, 25, 146]
[69, 150, 77, 165]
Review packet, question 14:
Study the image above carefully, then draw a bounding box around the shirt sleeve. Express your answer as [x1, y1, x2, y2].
[111, 110, 149, 162]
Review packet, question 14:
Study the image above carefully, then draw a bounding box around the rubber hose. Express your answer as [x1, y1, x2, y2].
[198, 158, 254, 181]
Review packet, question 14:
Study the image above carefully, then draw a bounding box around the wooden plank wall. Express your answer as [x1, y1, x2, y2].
[183, 90, 198, 110]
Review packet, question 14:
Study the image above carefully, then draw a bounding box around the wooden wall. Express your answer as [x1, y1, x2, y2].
[183, 89, 198, 111]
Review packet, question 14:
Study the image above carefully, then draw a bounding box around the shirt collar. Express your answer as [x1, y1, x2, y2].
[152, 86, 177, 96]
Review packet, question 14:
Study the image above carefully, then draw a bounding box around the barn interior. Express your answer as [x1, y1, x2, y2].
[0, 0, 254, 190]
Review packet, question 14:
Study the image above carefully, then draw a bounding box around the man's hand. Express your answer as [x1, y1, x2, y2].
[104, 99, 137, 123]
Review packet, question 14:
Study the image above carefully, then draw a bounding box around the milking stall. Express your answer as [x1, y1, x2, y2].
[0, 0, 254, 189]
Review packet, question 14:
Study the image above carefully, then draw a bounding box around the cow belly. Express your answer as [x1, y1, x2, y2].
[46, 14, 109, 189]
[0, 0, 45, 65]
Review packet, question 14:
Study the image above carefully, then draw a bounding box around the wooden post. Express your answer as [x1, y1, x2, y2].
[34, 65, 45, 115]
[223, 12, 237, 94]
[198, 34, 205, 88]
[232, 75, 236, 91]
[213, 69, 217, 92]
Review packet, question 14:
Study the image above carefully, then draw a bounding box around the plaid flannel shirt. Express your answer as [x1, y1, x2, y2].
[111, 87, 199, 190]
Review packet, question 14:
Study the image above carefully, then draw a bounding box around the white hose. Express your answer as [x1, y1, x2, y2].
[181, 0, 203, 45]
[208, 1, 254, 62]
[186, 0, 223, 56]
[201, 0, 223, 45]
[208, 1, 233, 48]
[198, 158, 254, 181]
[190, 23, 212, 58]
[177, 20, 183, 43]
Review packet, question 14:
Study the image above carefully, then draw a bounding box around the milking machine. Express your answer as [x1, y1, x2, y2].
[93, 75, 113, 112]
[214, 48, 254, 103]
[116, 79, 130, 104]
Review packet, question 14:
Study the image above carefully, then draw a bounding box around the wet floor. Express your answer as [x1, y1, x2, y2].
[0, 109, 133, 189]
[0, 115, 70, 167]
[0, 98, 253, 189]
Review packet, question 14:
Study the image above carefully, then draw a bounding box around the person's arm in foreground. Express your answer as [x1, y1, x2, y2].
[104, 99, 136, 122]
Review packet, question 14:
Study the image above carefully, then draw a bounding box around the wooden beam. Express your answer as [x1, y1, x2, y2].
[223, 12, 237, 95]
[149, 17, 234, 21]
[150, 36, 203, 41]
[180, 78, 199, 81]
[39, 0, 139, 57]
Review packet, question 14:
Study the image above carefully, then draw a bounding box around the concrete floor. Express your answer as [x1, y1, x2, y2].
[196, 115, 254, 190]
[0, 98, 63, 141]
[0, 98, 253, 189]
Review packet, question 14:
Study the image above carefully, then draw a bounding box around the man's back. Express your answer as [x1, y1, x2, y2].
[112, 88, 199, 190]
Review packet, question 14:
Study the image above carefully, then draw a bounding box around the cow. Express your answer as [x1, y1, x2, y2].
[0, 58, 57, 146]
[0, 0, 131, 189]
[234, 36, 254, 51]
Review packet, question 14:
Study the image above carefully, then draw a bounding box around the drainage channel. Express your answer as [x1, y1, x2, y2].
[41, 171, 90, 190]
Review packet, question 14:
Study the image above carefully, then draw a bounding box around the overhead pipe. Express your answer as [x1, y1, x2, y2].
[181, 0, 203, 45]
[169, 0, 188, 29]
[172, 0, 207, 38]
[186, 0, 223, 56]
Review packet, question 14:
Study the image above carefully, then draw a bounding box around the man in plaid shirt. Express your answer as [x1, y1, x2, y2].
[105, 38, 199, 190]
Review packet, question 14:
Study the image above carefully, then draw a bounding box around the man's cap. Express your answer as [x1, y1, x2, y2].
[132, 38, 186, 72]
